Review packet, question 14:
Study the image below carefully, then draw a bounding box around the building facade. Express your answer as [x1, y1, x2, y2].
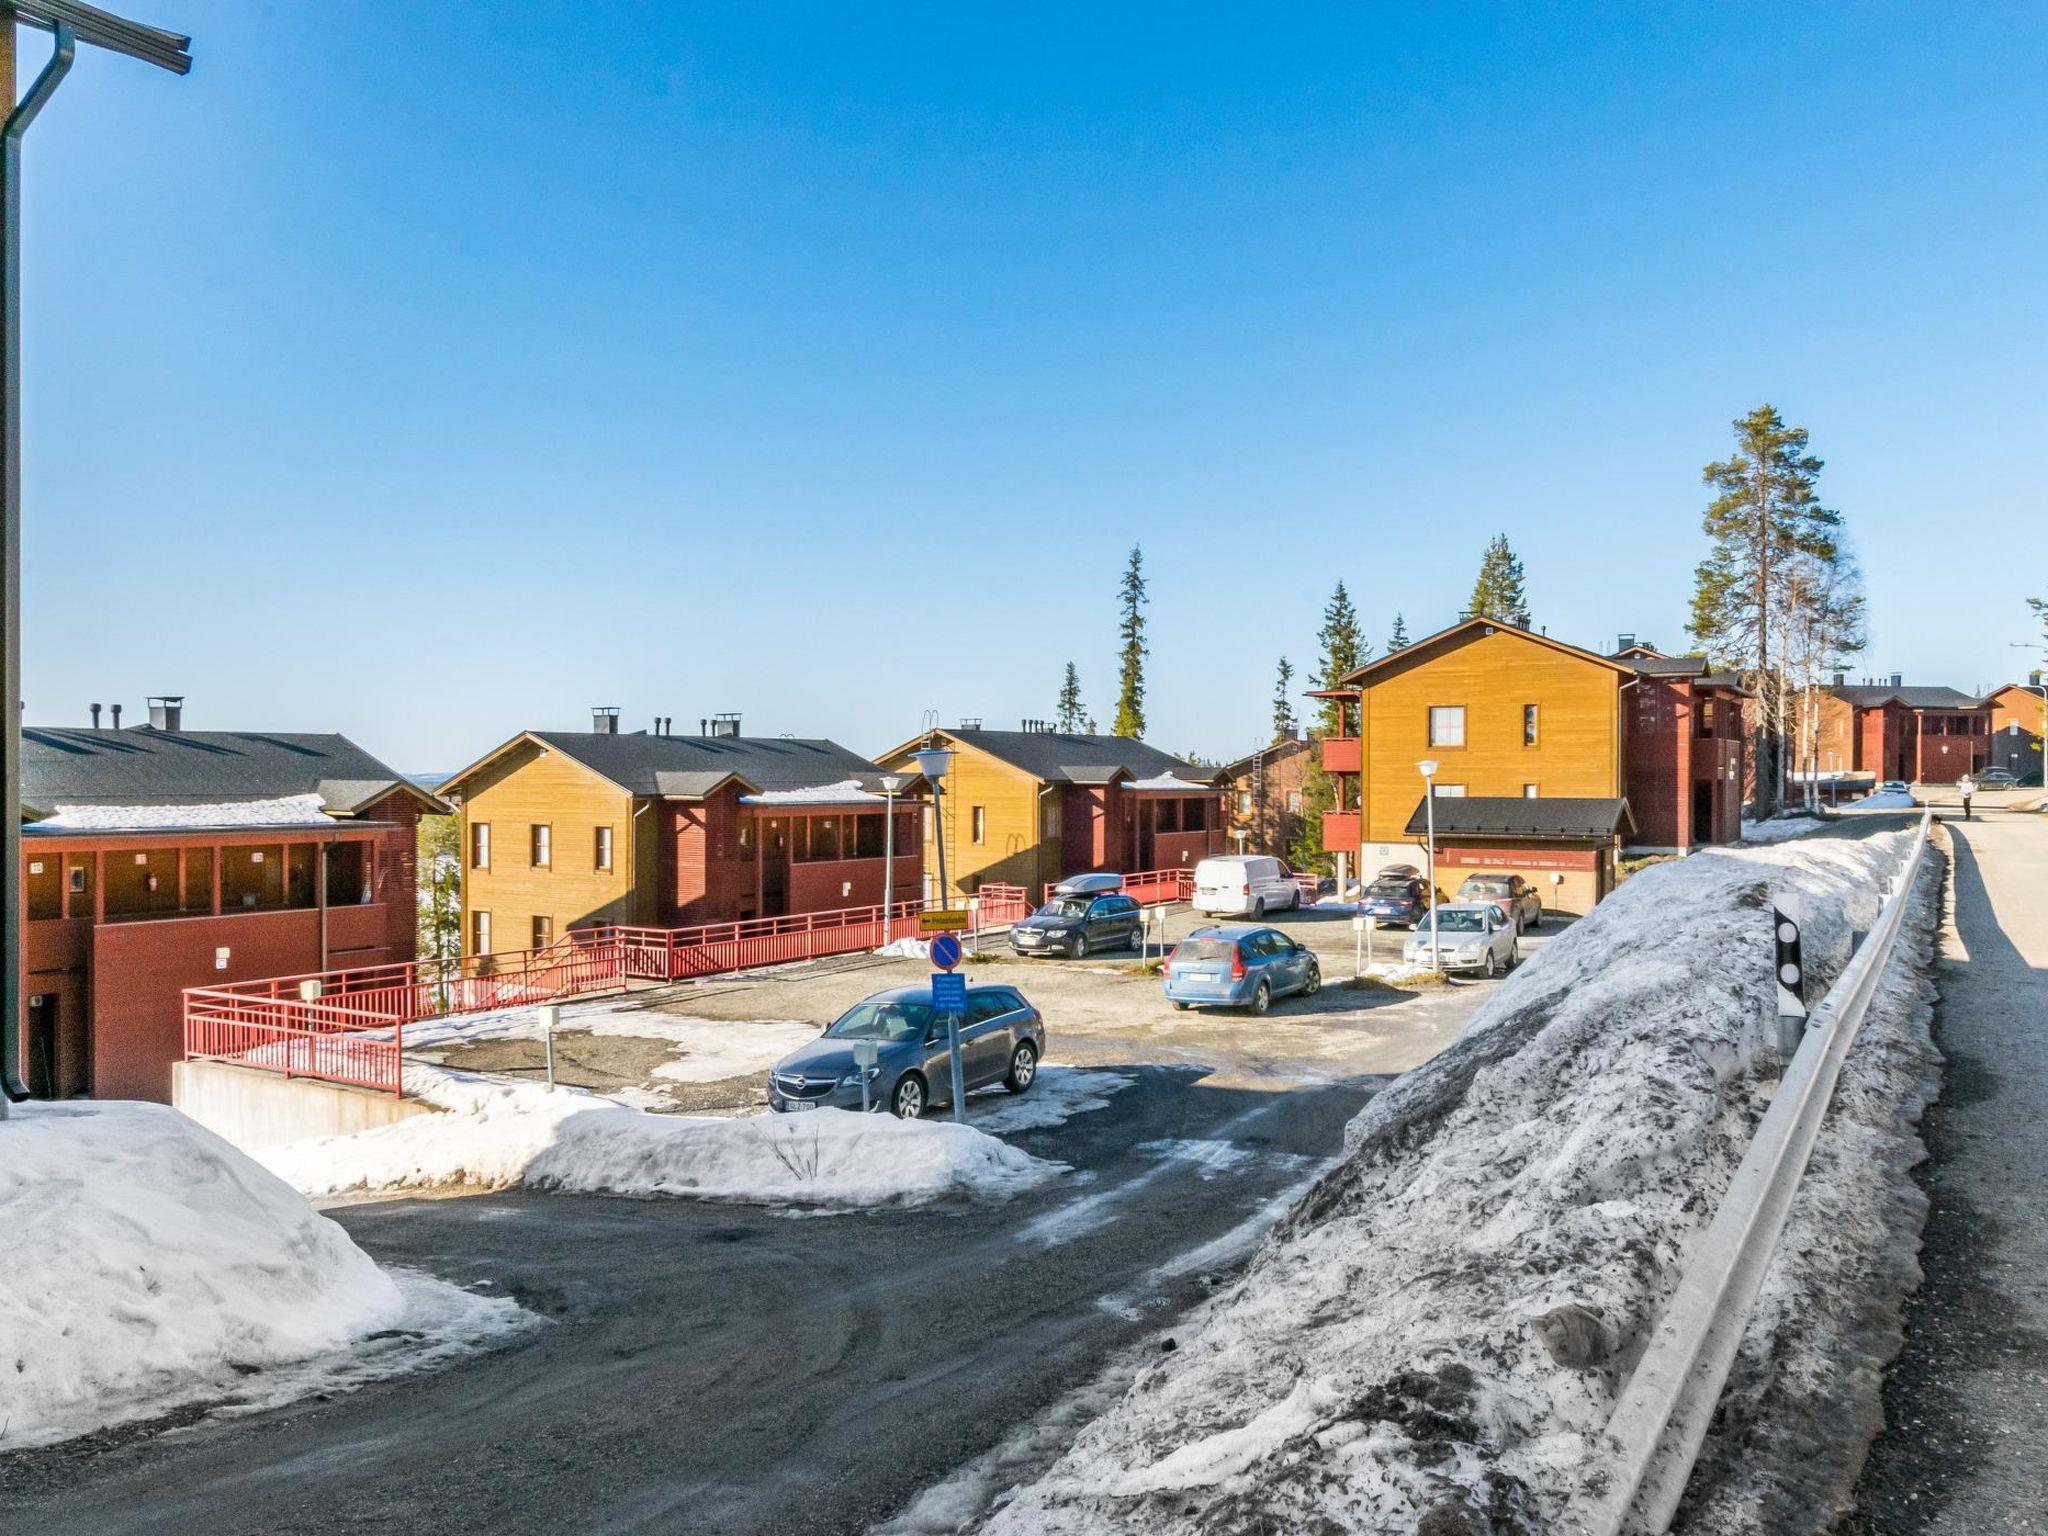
[875, 726, 1226, 904]
[1985, 681, 2045, 783]
[1819, 681, 1992, 785]
[436, 714, 924, 953]
[1221, 735, 1313, 858]
[17, 704, 435, 1102]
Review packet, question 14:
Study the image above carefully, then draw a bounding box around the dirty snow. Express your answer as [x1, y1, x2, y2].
[396, 996, 818, 1083]
[256, 1067, 1061, 1208]
[875, 936, 932, 959]
[966, 1066, 1134, 1133]
[23, 792, 336, 832]
[1853, 789, 1917, 810]
[969, 825, 1930, 1535]
[1741, 814, 1827, 843]
[0, 1100, 523, 1450]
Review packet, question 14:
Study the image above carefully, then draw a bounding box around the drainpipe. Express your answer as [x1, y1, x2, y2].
[2, 26, 77, 1111]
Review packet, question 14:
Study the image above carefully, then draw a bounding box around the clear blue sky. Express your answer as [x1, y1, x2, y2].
[18, 2, 2047, 770]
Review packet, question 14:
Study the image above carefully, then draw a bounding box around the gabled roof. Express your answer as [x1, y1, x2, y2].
[1623, 653, 1713, 676]
[1831, 684, 1986, 711]
[1220, 736, 1314, 777]
[438, 730, 890, 801]
[1402, 795, 1635, 841]
[18, 727, 443, 822]
[1340, 617, 1635, 687]
[885, 728, 1222, 788]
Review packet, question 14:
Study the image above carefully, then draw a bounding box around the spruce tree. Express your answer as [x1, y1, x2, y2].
[1387, 612, 1411, 652]
[1271, 657, 1298, 742]
[1316, 582, 1365, 734]
[1055, 663, 1086, 733]
[1468, 535, 1531, 628]
[1113, 545, 1148, 738]
[1688, 405, 1850, 816]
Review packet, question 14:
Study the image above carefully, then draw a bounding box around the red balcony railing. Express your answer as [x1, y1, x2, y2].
[1320, 736, 1361, 775]
[1322, 810, 1362, 852]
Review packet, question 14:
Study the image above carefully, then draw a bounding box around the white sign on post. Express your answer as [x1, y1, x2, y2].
[852, 1039, 879, 1112]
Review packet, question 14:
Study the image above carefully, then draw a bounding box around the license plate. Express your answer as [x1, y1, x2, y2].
[781, 1098, 816, 1112]
[1018, 934, 1041, 945]
[1187, 970, 1218, 982]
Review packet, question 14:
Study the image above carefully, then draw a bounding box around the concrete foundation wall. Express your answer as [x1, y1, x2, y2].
[172, 1059, 436, 1152]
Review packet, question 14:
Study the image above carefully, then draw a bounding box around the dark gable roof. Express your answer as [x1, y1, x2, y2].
[19, 728, 436, 818]
[521, 732, 886, 797]
[1220, 736, 1314, 778]
[1832, 684, 1986, 711]
[1623, 653, 1711, 677]
[948, 729, 1217, 785]
[1402, 795, 1634, 841]
[1341, 617, 1633, 687]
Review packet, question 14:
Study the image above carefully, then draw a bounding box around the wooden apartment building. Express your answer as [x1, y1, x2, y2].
[1985, 680, 2045, 783]
[437, 712, 924, 954]
[1222, 734, 1314, 858]
[1792, 678, 1993, 786]
[875, 725, 1226, 904]
[17, 698, 438, 1101]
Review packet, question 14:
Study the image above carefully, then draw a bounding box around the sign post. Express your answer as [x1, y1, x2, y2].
[852, 1039, 878, 1113]
[929, 933, 969, 1122]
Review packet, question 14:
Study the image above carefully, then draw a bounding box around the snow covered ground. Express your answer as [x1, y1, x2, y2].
[0, 1101, 524, 1450]
[961, 825, 1935, 1535]
[1853, 788, 1917, 810]
[397, 995, 819, 1083]
[1741, 814, 1828, 842]
[257, 1066, 1063, 1207]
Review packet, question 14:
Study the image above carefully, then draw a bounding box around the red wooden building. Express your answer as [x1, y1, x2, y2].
[1817, 679, 1991, 785]
[1612, 646, 1750, 852]
[17, 700, 439, 1101]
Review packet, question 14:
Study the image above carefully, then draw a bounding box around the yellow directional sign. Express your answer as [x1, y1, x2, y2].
[918, 909, 970, 933]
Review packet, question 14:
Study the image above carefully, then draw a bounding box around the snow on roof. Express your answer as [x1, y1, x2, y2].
[25, 792, 337, 834]
[1125, 773, 1216, 792]
[738, 778, 888, 807]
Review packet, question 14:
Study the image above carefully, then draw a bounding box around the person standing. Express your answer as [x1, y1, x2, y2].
[1959, 774, 1975, 821]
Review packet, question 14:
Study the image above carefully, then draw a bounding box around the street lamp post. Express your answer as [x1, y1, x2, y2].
[1417, 758, 1440, 972]
[878, 771, 909, 938]
[911, 746, 955, 907]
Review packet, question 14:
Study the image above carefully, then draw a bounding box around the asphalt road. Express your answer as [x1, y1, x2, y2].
[0, 1067, 1376, 1536]
[1844, 791, 2048, 1531]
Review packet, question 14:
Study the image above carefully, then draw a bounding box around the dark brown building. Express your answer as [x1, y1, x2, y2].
[1222, 735, 1314, 858]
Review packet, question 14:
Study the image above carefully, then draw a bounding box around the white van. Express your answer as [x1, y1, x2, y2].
[1192, 855, 1302, 918]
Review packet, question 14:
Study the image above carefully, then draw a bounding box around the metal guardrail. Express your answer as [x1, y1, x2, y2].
[1569, 808, 1933, 1534]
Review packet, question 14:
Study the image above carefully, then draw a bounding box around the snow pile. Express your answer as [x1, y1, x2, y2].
[24, 793, 335, 832]
[258, 1068, 1061, 1207]
[968, 1067, 1134, 1133]
[0, 1101, 522, 1449]
[739, 779, 887, 806]
[875, 936, 932, 959]
[1741, 814, 1826, 843]
[396, 996, 818, 1082]
[974, 828, 1924, 1535]
[1855, 788, 1917, 810]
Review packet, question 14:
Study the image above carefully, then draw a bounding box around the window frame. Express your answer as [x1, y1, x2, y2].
[971, 805, 987, 845]
[530, 823, 551, 869]
[594, 824, 614, 872]
[471, 821, 490, 870]
[1523, 783, 1539, 798]
[472, 909, 492, 956]
[1428, 705, 1466, 748]
[1523, 703, 1539, 747]
[531, 914, 553, 950]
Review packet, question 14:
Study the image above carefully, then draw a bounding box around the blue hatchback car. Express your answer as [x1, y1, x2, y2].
[1162, 924, 1321, 1014]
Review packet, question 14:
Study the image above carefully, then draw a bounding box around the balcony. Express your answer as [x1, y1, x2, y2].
[1322, 810, 1361, 852]
[1321, 736, 1361, 775]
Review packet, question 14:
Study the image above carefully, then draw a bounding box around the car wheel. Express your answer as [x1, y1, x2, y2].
[1303, 963, 1321, 996]
[1072, 934, 1089, 959]
[1508, 943, 1519, 971]
[891, 1074, 926, 1119]
[1482, 951, 1498, 979]
[1005, 1041, 1038, 1093]
[1249, 981, 1271, 1015]
[1171, 1000, 1191, 1011]
[1253, 898, 1266, 918]
[1128, 927, 1144, 951]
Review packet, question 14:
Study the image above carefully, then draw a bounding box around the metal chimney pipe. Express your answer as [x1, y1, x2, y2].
[109, 703, 121, 728]
[89, 702, 101, 727]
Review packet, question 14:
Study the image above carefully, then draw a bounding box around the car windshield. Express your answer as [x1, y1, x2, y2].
[1417, 909, 1486, 934]
[1367, 880, 1414, 899]
[1171, 937, 1237, 964]
[824, 998, 935, 1041]
[1037, 898, 1092, 919]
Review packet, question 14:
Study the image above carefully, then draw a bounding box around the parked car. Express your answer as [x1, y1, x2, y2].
[1163, 924, 1321, 1014]
[767, 983, 1045, 1118]
[1359, 873, 1435, 929]
[1050, 871, 1125, 897]
[1971, 766, 2020, 790]
[1455, 872, 1542, 933]
[1403, 904, 1518, 978]
[1880, 780, 1910, 795]
[1192, 854, 1301, 917]
[1010, 892, 1143, 957]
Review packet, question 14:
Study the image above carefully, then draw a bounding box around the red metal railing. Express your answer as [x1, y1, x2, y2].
[183, 886, 1034, 1095]
[1038, 867, 1197, 908]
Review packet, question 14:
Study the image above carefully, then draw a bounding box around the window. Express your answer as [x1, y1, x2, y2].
[803, 817, 841, 862]
[471, 821, 491, 870]
[1042, 799, 1062, 840]
[853, 814, 885, 859]
[971, 806, 987, 845]
[1433, 784, 1467, 797]
[594, 825, 613, 872]
[1429, 706, 1465, 747]
[1286, 791, 1303, 814]
[1523, 783, 1540, 798]
[531, 915, 553, 949]
[1155, 799, 1182, 833]
[1523, 704, 1539, 747]
[1237, 790, 1253, 813]
[472, 910, 492, 955]
[530, 824, 551, 868]
[68, 863, 88, 895]
[1183, 798, 1209, 831]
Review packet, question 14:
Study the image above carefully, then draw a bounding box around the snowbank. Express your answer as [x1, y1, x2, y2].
[0, 1101, 522, 1449]
[1741, 814, 1826, 843]
[1854, 789, 1917, 810]
[972, 827, 1927, 1535]
[397, 996, 818, 1083]
[258, 1068, 1062, 1207]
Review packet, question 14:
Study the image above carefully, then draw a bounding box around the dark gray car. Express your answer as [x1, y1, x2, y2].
[766, 983, 1046, 1118]
[1009, 892, 1143, 958]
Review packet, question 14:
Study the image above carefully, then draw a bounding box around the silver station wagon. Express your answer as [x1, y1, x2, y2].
[766, 984, 1046, 1119]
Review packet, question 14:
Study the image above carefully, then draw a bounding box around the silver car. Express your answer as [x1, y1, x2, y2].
[1403, 903, 1519, 978]
[766, 984, 1045, 1119]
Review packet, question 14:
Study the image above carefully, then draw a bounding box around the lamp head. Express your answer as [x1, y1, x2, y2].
[912, 746, 955, 782]
[1417, 759, 1439, 778]
[877, 772, 910, 794]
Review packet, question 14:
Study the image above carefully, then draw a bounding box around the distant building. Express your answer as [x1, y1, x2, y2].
[435, 712, 924, 953]
[17, 699, 438, 1101]
[1221, 736, 1313, 859]
[874, 725, 1225, 903]
[1984, 681, 2045, 783]
[1796, 678, 1993, 785]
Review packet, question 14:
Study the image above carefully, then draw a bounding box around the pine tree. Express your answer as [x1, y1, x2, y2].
[1056, 662, 1086, 733]
[1688, 405, 1851, 816]
[1387, 612, 1411, 652]
[1315, 582, 1365, 735]
[1113, 545, 1148, 738]
[1467, 535, 1531, 628]
[1271, 657, 1298, 742]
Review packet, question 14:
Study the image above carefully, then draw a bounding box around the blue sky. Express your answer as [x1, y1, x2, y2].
[17, 2, 2047, 770]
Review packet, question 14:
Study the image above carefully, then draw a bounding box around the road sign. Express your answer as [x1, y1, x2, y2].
[931, 970, 967, 1013]
[929, 932, 964, 971]
[919, 909, 970, 933]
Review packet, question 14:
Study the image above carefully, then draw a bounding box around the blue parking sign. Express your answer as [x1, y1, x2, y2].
[931, 971, 967, 1015]
[928, 932, 963, 970]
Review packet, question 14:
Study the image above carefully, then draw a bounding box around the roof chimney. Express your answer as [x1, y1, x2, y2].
[147, 695, 185, 732]
[592, 706, 620, 735]
[1891, 672, 1903, 688]
[110, 703, 122, 729]
[958, 716, 982, 731]
[1832, 670, 1845, 688]
[89, 702, 101, 728]
[1617, 632, 1635, 651]
[710, 712, 742, 739]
